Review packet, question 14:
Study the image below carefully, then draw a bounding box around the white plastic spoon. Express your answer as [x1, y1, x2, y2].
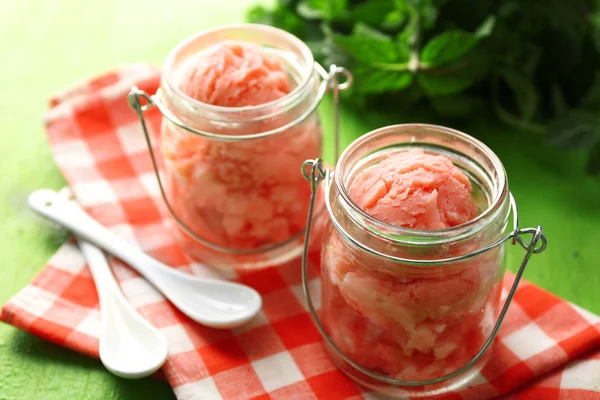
[28, 189, 262, 329]
[77, 236, 168, 379]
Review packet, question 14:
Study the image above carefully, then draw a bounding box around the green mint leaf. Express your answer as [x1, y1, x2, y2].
[276, 0, 296, 6]
[247, 4, 307, 37]
[475, 15, 496, 38]
[383, 9, 406, 30]
[396, 4, 419, 57]
[351, 0, 396, 28]
[322, 25, 349, 66]
[306, 40, 325, 59]
[420, 0, 439, 30]
[404, 0, 439, 30]
[417, 47, 490, 96]
[547, 110, 600, 150]
[247, 5, 270, 24]
[353, 22, 391, 40]
[330, 26, 401, 65]
[297, 1, 323, 19]
[430, 94, 478, 119]
[420, 30, 478, 68]
[274, 6, 308, 37]
[497, 67, 538, 121]
[351, 66, 413, 93]
[417, 68, 475, 96]
[297, 0, 347, 21]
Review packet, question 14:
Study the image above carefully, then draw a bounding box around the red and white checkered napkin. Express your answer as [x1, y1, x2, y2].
[2, 64, 599, 400]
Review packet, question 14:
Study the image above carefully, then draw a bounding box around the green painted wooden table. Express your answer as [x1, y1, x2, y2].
[1, 1, 598, 399]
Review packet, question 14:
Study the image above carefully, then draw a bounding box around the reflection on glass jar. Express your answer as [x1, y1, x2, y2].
[131, 24, 348, 270]
[302, 124, 546, 397]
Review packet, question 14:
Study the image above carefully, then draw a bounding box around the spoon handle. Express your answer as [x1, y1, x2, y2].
[29, 190, 160, 271]
[77, 236, 121, 310]
[28, 189, 179, 300]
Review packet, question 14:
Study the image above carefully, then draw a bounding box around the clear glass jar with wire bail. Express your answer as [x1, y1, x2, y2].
[300, 124, 547, 397]
[128, 24, 351, 270]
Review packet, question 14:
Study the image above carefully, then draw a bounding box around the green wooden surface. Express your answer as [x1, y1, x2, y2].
[0, 1, 598, 399]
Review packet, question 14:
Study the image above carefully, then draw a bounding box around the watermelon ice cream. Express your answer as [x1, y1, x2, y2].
[349, 149, 478, 229]
[321, 149, 502, 381]
[160, 41, 322, 266]
[177, 42, 292, 107]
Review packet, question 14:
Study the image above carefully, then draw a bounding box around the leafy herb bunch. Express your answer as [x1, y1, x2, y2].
[248, 0, 600, 173]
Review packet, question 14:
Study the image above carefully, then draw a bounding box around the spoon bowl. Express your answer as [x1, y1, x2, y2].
[78, 239, 168, 379]
[100, 295, 168, 378]
[147, 266, 262, 328]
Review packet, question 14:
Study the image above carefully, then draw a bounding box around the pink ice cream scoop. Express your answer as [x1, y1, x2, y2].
[178, 42, 291, 107]
[160, 41, 322, 267]
[321, 149, 501, 381]
[349, 149, 477, 229]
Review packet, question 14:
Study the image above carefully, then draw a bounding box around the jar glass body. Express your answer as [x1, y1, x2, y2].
[319, 124, 510, 397]
[158, 25, 323, 269]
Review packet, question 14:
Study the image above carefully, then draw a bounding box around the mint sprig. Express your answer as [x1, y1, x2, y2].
[248, 0, 600, 174]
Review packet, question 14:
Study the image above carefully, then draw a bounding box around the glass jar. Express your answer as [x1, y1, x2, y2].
[128, 24, 350, 270]
[300, 124, 547, 397]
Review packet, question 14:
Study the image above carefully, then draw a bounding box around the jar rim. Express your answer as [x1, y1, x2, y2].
[333, 123, 508, 244]
[162, 23, 315, 114]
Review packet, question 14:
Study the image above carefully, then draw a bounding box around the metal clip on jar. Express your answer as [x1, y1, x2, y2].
[300, 124, 548, 397]
[127, 24, 352, 270]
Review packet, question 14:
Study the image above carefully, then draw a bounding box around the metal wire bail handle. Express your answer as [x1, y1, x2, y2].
[127, 63, 352, 255]
[301, 158, 548, 386]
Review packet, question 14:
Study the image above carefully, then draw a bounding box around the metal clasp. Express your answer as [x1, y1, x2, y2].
[127, 63, 352, 255]
[300, 158, 548, 386]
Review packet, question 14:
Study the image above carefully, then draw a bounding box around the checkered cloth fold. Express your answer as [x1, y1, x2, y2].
[2, 64, 599, 400]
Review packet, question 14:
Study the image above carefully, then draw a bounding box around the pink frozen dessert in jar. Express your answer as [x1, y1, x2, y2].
[156, 25, 328, 269]
[177, 42, 291, 107]
[317, 124, 514, 396]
